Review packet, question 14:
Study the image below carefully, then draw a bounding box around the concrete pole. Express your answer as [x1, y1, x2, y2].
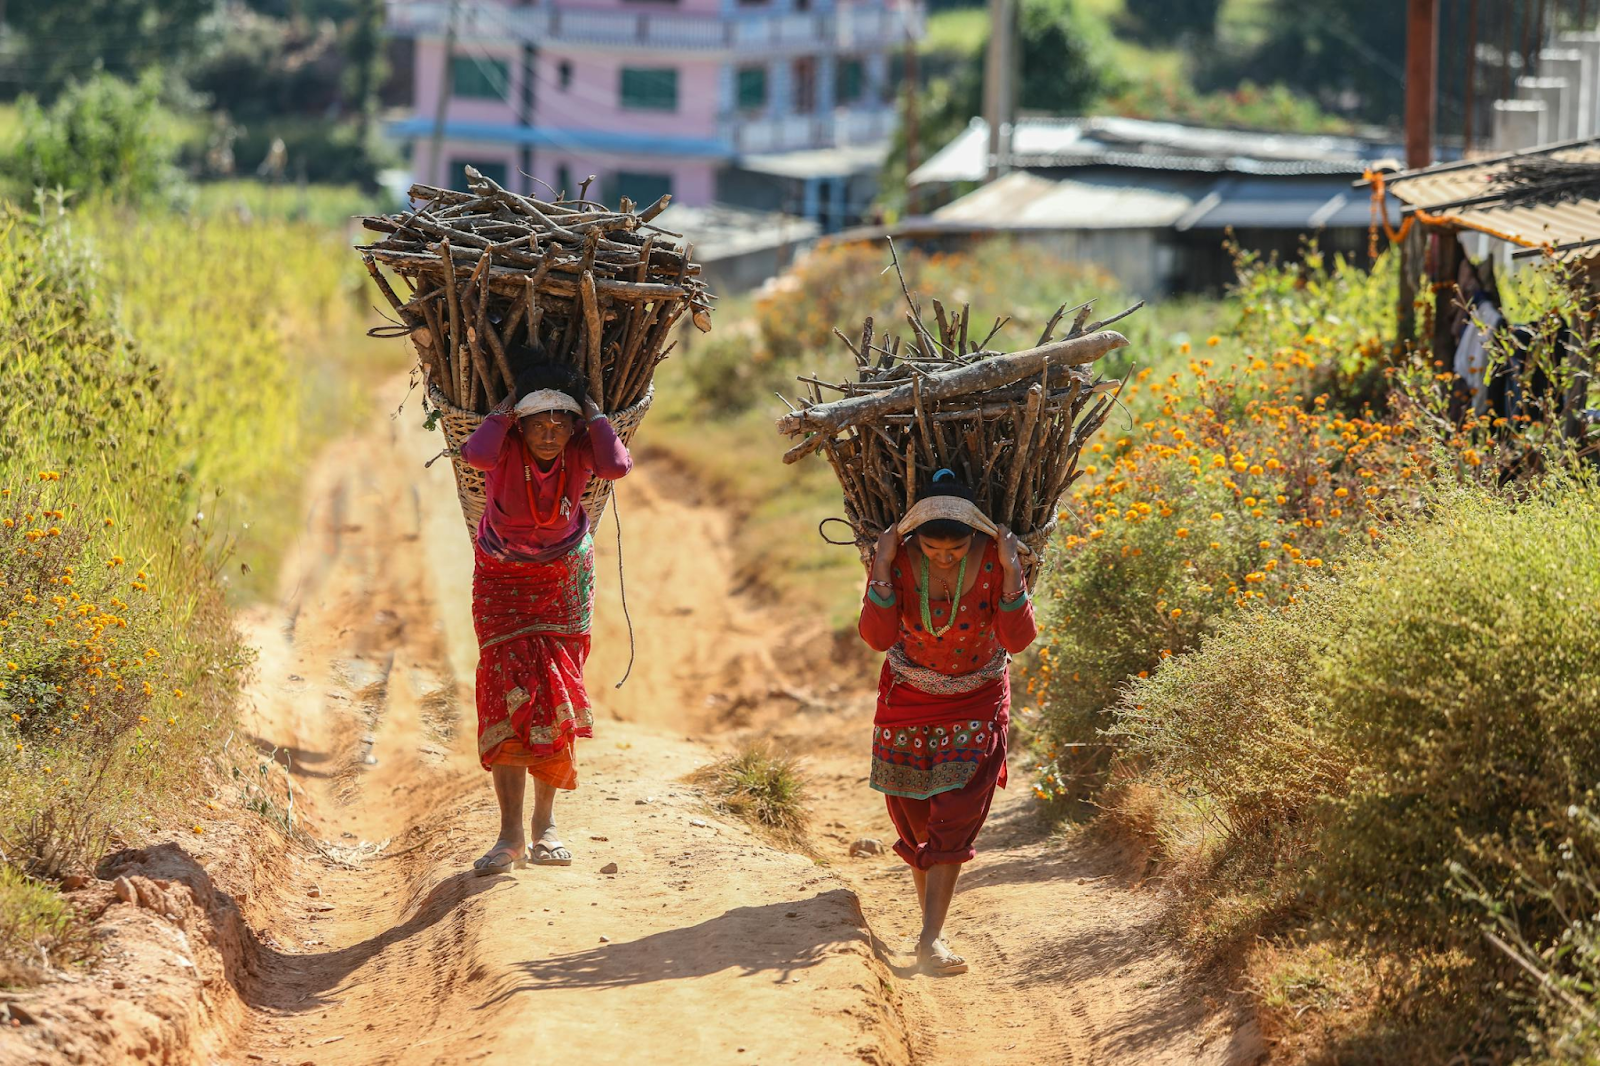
[983, 0, 1014, 181]
[1406, 0, 1439, 169]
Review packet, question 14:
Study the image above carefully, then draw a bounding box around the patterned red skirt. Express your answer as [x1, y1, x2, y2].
[472, 535, 595, 775]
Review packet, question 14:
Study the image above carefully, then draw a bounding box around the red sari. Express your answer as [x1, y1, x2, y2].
[472, 535, 595, 788]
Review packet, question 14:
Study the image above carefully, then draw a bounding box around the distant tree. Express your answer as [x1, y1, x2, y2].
[881, 0, 1110, 214]
[343, 0, 388, 148]
[1123, 0, 1221, 40]
[3, 0, 219, 99]
[1014, 0, 1116, 114]
[14, 71, 186, 203]
[1197, 0, 1408, 126]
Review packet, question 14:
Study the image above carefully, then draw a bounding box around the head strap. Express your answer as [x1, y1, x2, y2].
[514, 389, 582, 418]
[896, 496, 999, 539]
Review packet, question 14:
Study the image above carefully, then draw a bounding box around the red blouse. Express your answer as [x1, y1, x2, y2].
[858, 539, 1037, 669]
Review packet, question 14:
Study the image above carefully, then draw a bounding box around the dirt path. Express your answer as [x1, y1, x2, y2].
[5, 388, 1259, 1066]
[220, 408, 904, 1065]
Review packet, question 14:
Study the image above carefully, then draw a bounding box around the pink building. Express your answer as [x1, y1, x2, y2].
[386, 0, 922, 230]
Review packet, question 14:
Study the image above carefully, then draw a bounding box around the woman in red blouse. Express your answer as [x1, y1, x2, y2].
[858, 469, 1037, 975]
[460, 360, 632, 875]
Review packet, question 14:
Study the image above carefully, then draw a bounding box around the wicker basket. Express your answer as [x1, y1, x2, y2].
[429, 385, 654, 541]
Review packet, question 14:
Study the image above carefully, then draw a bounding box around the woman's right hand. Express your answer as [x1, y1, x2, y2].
[491, 393, 516, 417]
[871, 525, 901, 578]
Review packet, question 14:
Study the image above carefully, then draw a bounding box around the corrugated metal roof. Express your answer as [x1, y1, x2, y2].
[1381, 141, 1600, 252]
[933, 172, 1383, 233]
[910, 116, 1400, 186]
[1176, 176, 1390, 230]
[933, 172, 1197, 228]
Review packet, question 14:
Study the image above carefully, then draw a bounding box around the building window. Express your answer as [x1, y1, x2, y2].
[835, 58, 864, 105]
[558, 60, 573, 90]
[620, 67, 678, 111]
[736, 66, 767, 111]
[792, 57, 816, 114]
[609, 171, 674, 207]
[451, 55, 509, 100]
[449, 159, 509, 188]
[556, 163, 572, 197]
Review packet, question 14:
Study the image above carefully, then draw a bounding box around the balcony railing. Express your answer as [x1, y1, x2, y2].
[386, 0, 924, 54]
[722, 106, 896, 154]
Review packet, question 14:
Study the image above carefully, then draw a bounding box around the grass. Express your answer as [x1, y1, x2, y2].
[0, 195, 392, 975]
[0, 865, 87, 986]
[693, 742, 810, 845]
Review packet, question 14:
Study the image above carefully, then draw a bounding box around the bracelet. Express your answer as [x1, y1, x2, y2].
[868, 579, 894, 591]
[1001, 586, 1028, 603]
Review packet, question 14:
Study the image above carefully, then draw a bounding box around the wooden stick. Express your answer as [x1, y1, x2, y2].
[776, 329, 1130, 456]
[581, 270, 605, 410]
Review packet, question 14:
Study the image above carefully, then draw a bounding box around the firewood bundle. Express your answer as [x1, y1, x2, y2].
[776, 252, 1138, 569]
[358, 166, 712, 412]
[355, 165, 713, 536]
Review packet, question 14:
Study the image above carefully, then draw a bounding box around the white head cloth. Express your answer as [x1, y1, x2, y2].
[514, 389, 582, 419]
[896, 496, 1000, 539]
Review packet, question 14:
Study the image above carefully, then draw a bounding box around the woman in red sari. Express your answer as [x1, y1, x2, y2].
[460, 360, 632, 874]
[858, 469, 1037, 974]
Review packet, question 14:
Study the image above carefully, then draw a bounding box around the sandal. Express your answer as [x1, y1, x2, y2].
[919, 941, 970, 976]
[529, 841, 573, 866]
[472, 844, 525, 876]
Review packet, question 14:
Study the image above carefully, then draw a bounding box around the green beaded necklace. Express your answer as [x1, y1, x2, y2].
[919, 553, 968, 638]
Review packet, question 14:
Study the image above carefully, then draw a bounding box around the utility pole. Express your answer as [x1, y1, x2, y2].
[983, 0, 1014, 182]
[429, 0, 462, 189]
[1464, 0, 1477, 155]
[1405, 0, 1438, 169]
[904, 32, 920, 214]
[520, 41, 536, 196]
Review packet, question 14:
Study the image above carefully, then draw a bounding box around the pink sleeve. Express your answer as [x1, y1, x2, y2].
[462, 413, 513, 471]
[584, 417, 632, 481]
[995, 594, 1038, 654]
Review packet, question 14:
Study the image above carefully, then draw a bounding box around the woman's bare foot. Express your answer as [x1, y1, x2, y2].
[917, 937, 969, 976]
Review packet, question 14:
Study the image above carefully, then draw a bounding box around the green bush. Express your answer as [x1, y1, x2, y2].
[1117, 471, 1600, 1051]
[13, 71, 188, 205]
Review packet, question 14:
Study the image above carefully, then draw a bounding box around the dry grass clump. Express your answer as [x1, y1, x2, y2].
[693, 743, 810, 846]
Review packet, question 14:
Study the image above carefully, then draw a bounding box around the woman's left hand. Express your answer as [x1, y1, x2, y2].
[996, 526, 1025, 577]
[581, 395, 603, 421]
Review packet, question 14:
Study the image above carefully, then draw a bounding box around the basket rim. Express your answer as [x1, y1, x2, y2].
[426, 382, 655, 421]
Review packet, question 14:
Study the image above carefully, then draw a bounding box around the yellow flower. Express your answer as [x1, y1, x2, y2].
[1334, 487, 1349, 498]
[1206, 335, 1220, 346]
[1209, 512, 1223, 522]
[1169, 608, 1182, 619]
[1175, 528, 1190, 538]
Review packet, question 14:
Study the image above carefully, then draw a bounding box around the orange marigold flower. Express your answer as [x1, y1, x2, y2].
[1169, 608, 1182, 619]
[1463, 448, 1482, 466]
[1174, 528, 1190, 538]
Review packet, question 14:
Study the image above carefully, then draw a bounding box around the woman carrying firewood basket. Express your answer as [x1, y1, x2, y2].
[858, 470, 1036, 975]
[460, 357, 631, 873]
[775, 243, 1139, 976]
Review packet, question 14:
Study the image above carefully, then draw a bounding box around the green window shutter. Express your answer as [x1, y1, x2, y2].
[451, 55, 509, 100]
[609, 171, 674, 207]
[737, 66, 767, 110]
[835, 59, 864, 105]
[620, 67, 679, 111]
[449, 160, 509, 188]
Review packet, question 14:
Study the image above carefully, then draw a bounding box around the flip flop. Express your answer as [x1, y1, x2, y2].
[529, 841, 573, 866]
[919, 944, 970, 976]
[472, 844, 525, 876]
